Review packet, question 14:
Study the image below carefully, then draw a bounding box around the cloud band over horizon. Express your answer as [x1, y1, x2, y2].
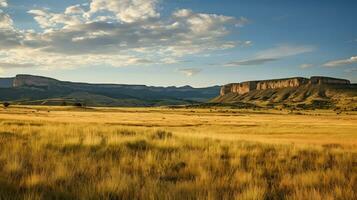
[0, 0, 249, 71]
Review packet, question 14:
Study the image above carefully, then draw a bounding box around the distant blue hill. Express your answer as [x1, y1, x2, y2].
[0, 74, 221, 107]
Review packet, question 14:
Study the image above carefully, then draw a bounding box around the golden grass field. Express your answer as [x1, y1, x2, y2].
[0, 106, 356, 200]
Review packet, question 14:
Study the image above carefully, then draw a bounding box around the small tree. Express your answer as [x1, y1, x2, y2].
[74, 102, 83, 107]
[3, 102, 10, 108]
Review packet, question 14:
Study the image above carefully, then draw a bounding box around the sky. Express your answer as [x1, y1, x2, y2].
[0, 0, 356, 87]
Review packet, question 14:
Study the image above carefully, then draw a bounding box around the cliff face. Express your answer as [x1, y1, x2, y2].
[220, 76, 351, 96]
[256, 77, 309, 90]
[310, 76, 351, 85]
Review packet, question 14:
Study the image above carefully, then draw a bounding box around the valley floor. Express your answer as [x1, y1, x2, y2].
[0, 106, 356, 199]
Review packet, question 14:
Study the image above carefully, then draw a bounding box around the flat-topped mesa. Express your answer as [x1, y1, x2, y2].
[220, 76, 351, 96]
[12, 74, 59, 88]
[310, 76, 350, 85]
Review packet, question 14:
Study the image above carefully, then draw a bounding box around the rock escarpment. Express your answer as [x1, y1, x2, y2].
[220, 76, 351, 96]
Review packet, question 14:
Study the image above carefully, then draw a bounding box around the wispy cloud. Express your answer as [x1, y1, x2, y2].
[240, 40, 253, 47]
[178, 68, 202, 77]
[255, 45, 315, 59]
[323, 56, 357, 67]
[225, 44, 315, 67]
[0, 62, 38, 70]
[226, 58, 278, 66]
[300, 64, 313, 69]
[0, 62, 38, 74]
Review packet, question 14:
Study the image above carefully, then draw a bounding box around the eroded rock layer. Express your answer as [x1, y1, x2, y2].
[221, 76, 351, 96]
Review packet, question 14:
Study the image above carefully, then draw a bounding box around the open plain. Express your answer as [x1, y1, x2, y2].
[0, 106, 356, 199]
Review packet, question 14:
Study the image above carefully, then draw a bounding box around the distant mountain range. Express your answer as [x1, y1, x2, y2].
[0, 75, 221, 106]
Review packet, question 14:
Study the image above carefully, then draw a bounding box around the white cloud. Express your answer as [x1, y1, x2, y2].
[243, 40, 252, 46]
[226, 44, 315, 66]
[235, 17, 250, 27]
[173, 9, 247, 37]
[323, 56, 357, 67]
[178, 68, 202, 77]
[226, 58, 278, 66]
[300, 64, 313, 69]
[28, 9, 83, 29]
[0, 10, 22, 50]
[0, 0, 7, 8]
[65, 4, 85, 15]
[0, 10, 12, 29]
[0, 0, 248, 70]
[27, 10, 52, 28]
[88, 0, 159, 23]
[255, 44, 315, 59]
[0, 48, 155, 69]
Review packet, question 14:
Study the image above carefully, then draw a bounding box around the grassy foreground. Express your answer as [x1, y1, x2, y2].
[0, 106, 356, 200]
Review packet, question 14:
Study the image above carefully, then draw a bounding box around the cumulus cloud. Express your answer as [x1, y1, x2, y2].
[0, 0, 7, 8]
[28, 9, 83, 29]
[0, 0, 248, 70]
[226, 44, 315, 66]
[323, 56, 357, 67]
[0, 10, 12, 29]
[88, 0, 159, 23]
[0, 10, 23, 50]
[65, 4, 85, 15]
[178, 68, 202, 77]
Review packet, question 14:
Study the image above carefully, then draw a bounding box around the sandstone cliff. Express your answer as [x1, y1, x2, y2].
[220, 76, 351, 96]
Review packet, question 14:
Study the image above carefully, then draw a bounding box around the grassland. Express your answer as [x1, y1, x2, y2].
[0, 106, 356, 200]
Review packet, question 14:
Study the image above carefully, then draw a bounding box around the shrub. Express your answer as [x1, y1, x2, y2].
[74, 102, 83, 107]
[2, 102, 10, 108]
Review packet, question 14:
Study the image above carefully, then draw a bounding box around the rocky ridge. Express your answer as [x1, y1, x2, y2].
[220, 76, 351, 96]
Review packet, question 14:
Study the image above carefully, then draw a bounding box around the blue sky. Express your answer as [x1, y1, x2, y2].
[0, 0, 356, 87]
